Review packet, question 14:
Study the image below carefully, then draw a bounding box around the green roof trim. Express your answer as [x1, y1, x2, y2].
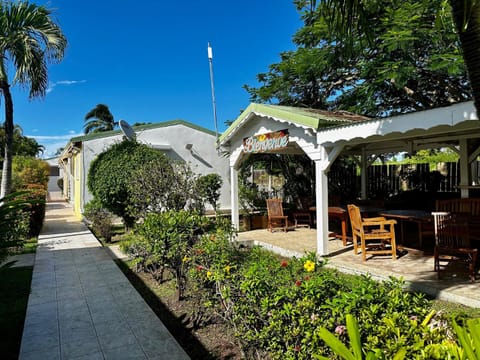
[219, 103, 365, 144]
[69, 119, 215, 143]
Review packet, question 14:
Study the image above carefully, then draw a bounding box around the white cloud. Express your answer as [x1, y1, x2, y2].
[29, 133, 82, 141]
[46, 79, 86, 94]
[27, 132, 84, 158]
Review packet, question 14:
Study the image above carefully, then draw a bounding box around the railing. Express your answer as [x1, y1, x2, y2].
[329, 161, 479, 201]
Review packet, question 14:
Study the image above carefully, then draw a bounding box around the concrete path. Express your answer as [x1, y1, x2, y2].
[19, 199, 190, 360]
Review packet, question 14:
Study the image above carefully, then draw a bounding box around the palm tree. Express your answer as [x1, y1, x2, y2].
[319, 0, 480, 113]
[84, 104, 118, 134]
[0, 1, 67, 197]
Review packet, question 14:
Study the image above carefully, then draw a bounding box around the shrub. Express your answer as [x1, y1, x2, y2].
[127, 159, 201, 219]
[87, 141, 167, 228]
[0, 191, 34, 263]
[197, 173, 223, 213]
[83, 199, 113, 243]
[122, 210, 212, 300]
[12, 156, 49, 191]
[187, 224, 243, 323]
[188, 245, 451, 359]
[122, 213, 465, 359]
[22, 185, 47, 237]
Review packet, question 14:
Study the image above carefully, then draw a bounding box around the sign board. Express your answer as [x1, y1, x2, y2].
[243, 129, 289, 154]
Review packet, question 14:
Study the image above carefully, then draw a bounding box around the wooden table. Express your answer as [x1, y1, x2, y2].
[328, 207, 348, 246]
[378, 209, 433, 247]
[309, 206, 349, 246]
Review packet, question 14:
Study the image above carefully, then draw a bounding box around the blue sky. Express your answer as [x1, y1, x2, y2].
[8, 1, 302, 157]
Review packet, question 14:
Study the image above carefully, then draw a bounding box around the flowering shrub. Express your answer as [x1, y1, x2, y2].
[121, 210, 231, 300]
[187, 242, 453, 359]
[122, 210, 472, 359]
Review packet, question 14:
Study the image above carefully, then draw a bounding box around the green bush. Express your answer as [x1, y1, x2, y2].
[22, 185, 47, 237]
[12, 156, 49, 191]
[122, 212, 471, 359]
[188, 243, 452, 359]
[83, 199, 113, 242]
[127, 159, 201, 219]
[0, 191, 33, 263]
[197, 173, 223, 213]
[87, 141, 167, 228]
[122, 210, 212, 300]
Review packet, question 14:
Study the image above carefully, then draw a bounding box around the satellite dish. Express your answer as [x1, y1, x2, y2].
[119, 119, 136, 141]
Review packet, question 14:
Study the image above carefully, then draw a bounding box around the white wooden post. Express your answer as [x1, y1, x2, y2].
[230, 165, 240, 230]
[315, 159, 329, 256]
[459, 139, 469, 198]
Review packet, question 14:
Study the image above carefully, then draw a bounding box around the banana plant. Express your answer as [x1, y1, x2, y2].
[453, 318, 480, 360]
[314, 313, 406, 360]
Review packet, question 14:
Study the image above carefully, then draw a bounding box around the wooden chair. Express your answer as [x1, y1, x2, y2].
[292, 197, 312, 228]
[433, 212, 477, 282]
[347, 204, 397, 261]
[266, 198, 288, 232]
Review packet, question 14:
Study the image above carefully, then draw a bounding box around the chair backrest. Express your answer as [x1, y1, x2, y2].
[347, 204, 362, 232]
[266, 198, 284, 217]
[433, 212, 471, 249]
[296, 196, 312, 211]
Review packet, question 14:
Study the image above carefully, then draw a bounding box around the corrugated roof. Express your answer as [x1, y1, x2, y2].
[219, 103, 369, 144]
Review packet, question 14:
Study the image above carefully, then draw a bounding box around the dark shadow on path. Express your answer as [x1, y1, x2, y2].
[114, 260, 218, 360]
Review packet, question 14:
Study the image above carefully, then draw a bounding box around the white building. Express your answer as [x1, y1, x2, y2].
[59, 120, 230, 218]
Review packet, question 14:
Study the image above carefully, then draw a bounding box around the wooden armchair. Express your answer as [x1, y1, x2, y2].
[266, 198, 288, 232]
[292, 197, 312, 228]
[347, 204, 397, 261]
[433, 212, 477, 282]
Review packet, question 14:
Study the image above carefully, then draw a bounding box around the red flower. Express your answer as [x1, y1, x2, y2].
[295, 280, 302, 287]
[196, 265, 203, 271]
[294, 345, 301, 352]
[304, 275, 311, 281]
[280, 260, 288, 268]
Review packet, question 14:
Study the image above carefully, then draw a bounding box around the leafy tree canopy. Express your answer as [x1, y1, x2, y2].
[0, 124, 44, 158]
[245, 0, 471, 117]
[126, 157, 200, 219]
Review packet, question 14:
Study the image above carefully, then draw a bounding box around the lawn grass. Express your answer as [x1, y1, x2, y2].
[0, 265, 33, 360]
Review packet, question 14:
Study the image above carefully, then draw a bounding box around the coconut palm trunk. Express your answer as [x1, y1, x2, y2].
[0, 80, 13, 198]
[450, 0, 480, 113]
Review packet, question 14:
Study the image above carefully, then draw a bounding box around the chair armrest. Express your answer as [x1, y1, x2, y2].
[363, 217, 386, 222]
[363, 219, 397, 226]
[270, 215, 288, 219]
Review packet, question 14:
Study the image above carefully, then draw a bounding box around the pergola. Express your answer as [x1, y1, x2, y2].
[219, 101, 479, 256]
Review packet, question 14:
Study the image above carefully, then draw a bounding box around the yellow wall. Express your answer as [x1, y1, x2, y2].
[73, 151, 83, 219]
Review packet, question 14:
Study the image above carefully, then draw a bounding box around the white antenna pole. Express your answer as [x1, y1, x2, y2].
[208, 42, 219, 143]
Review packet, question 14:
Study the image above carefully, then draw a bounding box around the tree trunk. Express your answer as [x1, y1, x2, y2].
[450, 0, 480, 113]
[0, 80, 13, 198]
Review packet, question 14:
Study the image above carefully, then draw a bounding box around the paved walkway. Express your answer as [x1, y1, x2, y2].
[19, 199, 190, 360]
